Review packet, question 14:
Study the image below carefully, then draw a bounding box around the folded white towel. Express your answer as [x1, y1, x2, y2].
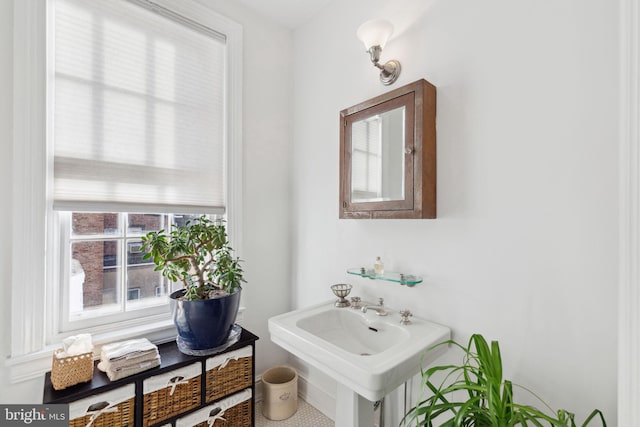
[100, 338, 158, 362]
[97, 350, 160, 372]
[103, 356, 161, 381]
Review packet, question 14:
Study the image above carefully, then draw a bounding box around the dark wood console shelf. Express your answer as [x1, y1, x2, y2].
[43, 328, 259, 427]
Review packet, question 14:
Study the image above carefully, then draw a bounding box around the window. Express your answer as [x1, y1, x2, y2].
[10, 0, 241, 379]
[45, 0, 241, 342]
[60, 213, 204, 332]
[127, 289, 141, 301]
[59, 212, 211, 331]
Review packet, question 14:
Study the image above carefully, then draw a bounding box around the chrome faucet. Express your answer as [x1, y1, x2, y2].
[361, 298, 387, 316]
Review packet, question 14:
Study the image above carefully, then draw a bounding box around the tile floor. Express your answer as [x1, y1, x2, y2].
[255, 399, 333, 427]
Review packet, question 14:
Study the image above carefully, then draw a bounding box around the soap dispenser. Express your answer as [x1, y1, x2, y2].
[374, 256, 384, 276]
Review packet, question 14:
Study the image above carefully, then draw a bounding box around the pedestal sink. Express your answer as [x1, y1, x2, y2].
[268, 301, 450, 427]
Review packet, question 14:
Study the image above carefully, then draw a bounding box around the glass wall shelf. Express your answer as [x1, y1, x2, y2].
[347, 268, 422, 286]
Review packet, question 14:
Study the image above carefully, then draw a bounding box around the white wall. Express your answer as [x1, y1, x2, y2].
[0, 0, 621, 421]
[194, 0, 294, 385]
[291, 0, 618, 423]
[0, 0, 293, 402]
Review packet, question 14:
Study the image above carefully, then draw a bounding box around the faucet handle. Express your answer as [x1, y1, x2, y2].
[399, 309, 413, 325]
[350, 296, 361, 309]
[378, 297, 384, 306]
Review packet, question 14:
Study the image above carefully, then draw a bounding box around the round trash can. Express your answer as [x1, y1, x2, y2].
[261, 366, 298, 420]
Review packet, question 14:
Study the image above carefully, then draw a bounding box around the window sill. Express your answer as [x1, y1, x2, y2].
[5, 306, 245, 384]
[5, 319, 175, 384]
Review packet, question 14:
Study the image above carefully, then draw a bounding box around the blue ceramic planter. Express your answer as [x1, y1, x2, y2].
[170, 289, 241, 351]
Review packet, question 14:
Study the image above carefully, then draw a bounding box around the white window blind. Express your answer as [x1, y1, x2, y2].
[53, 0, 227, 214]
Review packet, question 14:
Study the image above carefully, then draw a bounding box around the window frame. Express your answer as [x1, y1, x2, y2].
[56, 212, 177, 336]
[8, 0, 243, 383]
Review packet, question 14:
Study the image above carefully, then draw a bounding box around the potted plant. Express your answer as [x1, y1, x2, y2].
[141, 215, 245, 353]
[402, 334, 606, 427]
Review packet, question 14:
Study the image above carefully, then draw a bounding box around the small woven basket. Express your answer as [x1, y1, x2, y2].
[51, 349, 94, 391]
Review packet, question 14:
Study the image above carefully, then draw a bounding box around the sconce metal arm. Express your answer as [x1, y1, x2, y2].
[366, 45, 401, 85]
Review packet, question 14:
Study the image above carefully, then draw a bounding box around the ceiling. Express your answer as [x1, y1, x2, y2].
[235, 0, 333, 29]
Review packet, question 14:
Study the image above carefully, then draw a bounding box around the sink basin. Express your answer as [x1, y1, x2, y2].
[296, 307, 408, 355]
[268, 301, 450, 402]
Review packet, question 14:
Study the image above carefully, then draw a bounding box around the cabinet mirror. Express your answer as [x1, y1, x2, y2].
[339, 79, 437, 219]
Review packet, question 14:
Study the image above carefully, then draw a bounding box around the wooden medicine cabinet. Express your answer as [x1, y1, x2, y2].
[339, 79, 436, 219]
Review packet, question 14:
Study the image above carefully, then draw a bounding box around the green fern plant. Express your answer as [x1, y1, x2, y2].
[401, 334, 606, 427]
[141, 216, 244, 300]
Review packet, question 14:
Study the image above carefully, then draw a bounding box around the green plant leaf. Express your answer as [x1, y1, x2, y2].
[141, 216, 244, 301]
[403, 334, 607, 427]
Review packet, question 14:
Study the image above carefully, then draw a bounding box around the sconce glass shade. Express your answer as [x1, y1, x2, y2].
[356, 19, 394, 50]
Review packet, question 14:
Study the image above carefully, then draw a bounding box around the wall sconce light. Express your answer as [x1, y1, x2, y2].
[356, 19, 401, 85]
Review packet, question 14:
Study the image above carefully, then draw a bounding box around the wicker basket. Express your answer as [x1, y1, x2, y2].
[51, 349, 94, 391]
[205, 346, 253, 403]
[176, 389, 252, 427]
[192, 399, 252, 427]
[69, 397, 135, 427]
[142, 362, 202, 427]
[69, 384, 135, 427]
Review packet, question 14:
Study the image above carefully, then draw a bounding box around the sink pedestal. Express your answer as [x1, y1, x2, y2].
[268, 301, 451, 426]
[335, 383, 374, 427]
